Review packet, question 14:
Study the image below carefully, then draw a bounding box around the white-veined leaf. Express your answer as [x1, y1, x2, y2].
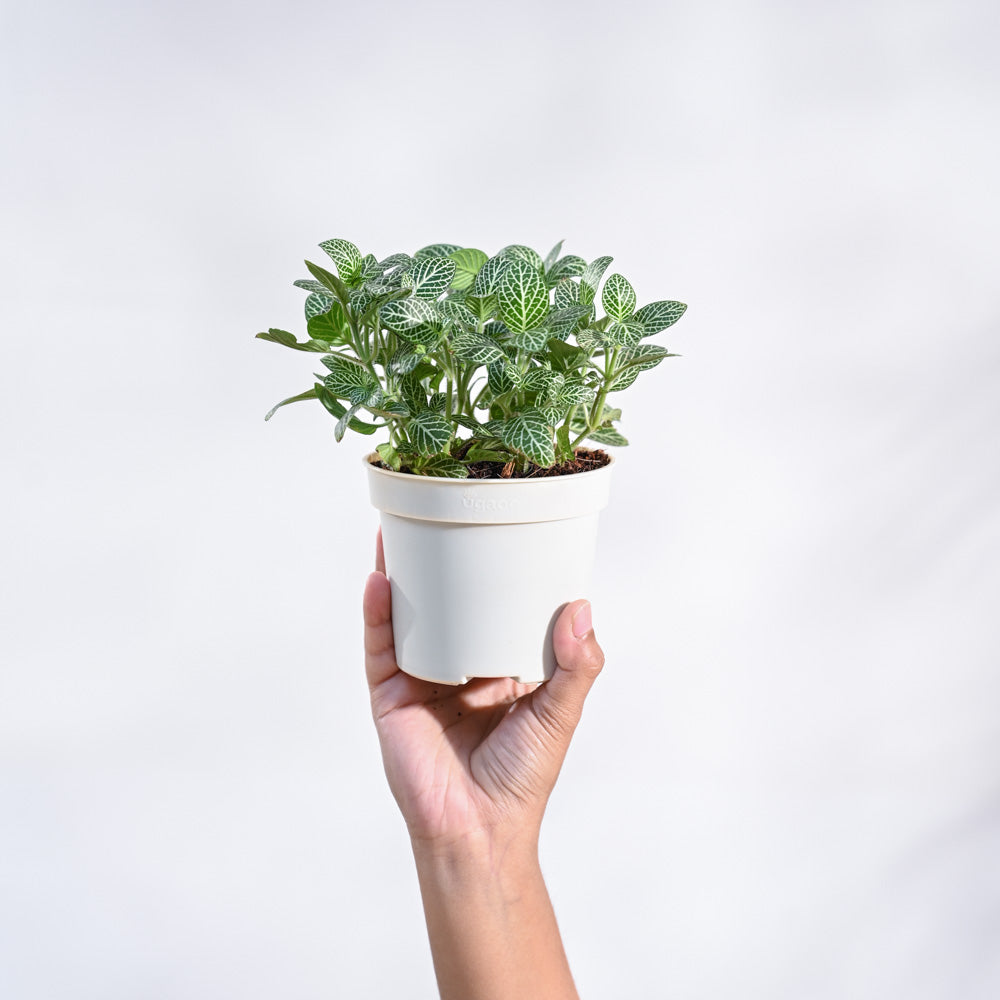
[603, 318, 645, 346]
[497, 260, 549, 334]
[555, 375, 597, 405]
[618, 344, 679, 371]
[553, 278, 581, 311]
[512, 328, 550, 352]
[547, 255, 586, 284]
[448, 248, 488, 291]
[451, 332, 505, 365]
[361, 253, 381, 279]
[473, 255, 513, 296]
[304, 291, 335, 319]
[322, 355, 381, 404]
[436, 299, 479, 328]
[500, 408, 555, 467]
[408, 411, 453, 454]
[464, 294, 498, 321]
[539, 404, 567, 426]
[634, 300, 688, 336]
[498, 244, 544, 269]
[520, 367, 559, 393]
[602, 273, 637, 321]
[575, 327, 610, 351]
[428, 391, 448, 412]
[319, 238, 363, 282]
[379, 297, 438, 333]
[402, 256, 457, 300]
[387, 348, 423, 375]
[414, 243, 462, 260]
[580, 255, 613, 304]
[607, 365, 640, 392]
[335, 403, 364, 442]
[587, 426, 629, 446]
[412, 454, 468, 478]
[487, 360, 519, 395]
[546, 303, 591, 338]
[294, 279, 332, 294]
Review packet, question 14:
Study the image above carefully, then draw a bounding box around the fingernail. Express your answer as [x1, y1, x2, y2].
[572, 601, 592, 638]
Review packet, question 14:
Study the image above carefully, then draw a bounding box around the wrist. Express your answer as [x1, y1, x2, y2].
[410, 827, 540, 877]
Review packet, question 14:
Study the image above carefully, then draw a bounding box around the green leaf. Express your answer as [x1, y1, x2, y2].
[319, 239, 363, 283]
[464, 445, 512, 464]
[322, 354, 381, 404]
[335, 403, 363, 442]
[294, 279, 332, 295]
[264, 387, 317, 421]
[436, 299, 479, 328]
[547, 255, 586, 283]
[414, 243, 462, 260]
[555, 375, 597, 405]
[520, 367, 559, 393]
[497, 259, 549, 334]
[542, 239, 565, 273]
[487, 360, 519, 395]
[602, 273, 637, 322]
[575, 326, 610, 352]
[634, 300, 687, 336]
[307, 305, 350, 344]
[379, 297, 439, 334]
[376, 442, 402, 471]
[546, 337, 589, 369]
[579, 255, 613, 304]
[399, 373, 428, 415]
[315, 384, 379, 435]
[304, 291, 335, 319]
[473, 255, 512, 296]
[617, 344, 679, 371]
[451, 332, 505, 365]
[255, 328, 329, 352]
[360, 253, 381, 280]
[305, 260, 351, 303]
[402, 256, 457, 300]
[498, 244, 544, 269]
[500, 408, 555, 467]
[427, 391, 448, 412]
[379, 253, 413, 274]
[387, 348, 424, 375]
[602, 318, 645, 346]
[464, 294, 498, 321]
[512, 328, 550, 352]
[448, 248, 489, 291]
[586, 426, 629, 446]
[411, 454, 468, 478]
[408, 411, 453, 454]
[553, 278, 581, 311]
[607, 366, 640, 392]
[546, 303, 591, 338]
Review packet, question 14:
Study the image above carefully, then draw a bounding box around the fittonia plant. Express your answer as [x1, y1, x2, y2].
[257, 240, 686, 477]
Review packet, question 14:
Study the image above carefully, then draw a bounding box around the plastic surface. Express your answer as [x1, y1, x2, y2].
[365, 456, 613, 684]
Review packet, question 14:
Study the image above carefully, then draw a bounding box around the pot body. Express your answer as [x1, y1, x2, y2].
[365, 457, 613, 685]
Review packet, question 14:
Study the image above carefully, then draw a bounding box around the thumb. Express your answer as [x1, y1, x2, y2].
[531, 600, 605, 737]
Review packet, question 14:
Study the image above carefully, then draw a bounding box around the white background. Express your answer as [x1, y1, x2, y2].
[2, 1, 999, 996]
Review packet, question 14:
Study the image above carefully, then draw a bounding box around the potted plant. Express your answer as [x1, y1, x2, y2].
[257, 239, 686, 684]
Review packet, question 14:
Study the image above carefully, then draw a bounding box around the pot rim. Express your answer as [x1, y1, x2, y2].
[362, 451, 615, 485]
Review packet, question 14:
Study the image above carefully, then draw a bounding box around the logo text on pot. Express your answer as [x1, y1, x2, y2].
[462, 491, 518, 514]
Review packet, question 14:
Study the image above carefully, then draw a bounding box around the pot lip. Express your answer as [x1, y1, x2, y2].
[363, 451, 615, 485]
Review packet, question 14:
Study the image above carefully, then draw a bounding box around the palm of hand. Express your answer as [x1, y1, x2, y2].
[368, 624, 559, 844]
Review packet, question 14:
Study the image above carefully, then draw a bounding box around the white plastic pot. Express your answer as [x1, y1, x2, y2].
[365, 455, 614, 685]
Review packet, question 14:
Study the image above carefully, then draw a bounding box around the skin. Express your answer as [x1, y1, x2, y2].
[363, 531, 606, 1000]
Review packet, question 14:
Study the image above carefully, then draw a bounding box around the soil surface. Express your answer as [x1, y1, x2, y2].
[373, 448, 611, 480]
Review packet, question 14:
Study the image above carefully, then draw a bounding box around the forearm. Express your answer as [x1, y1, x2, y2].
[412, 833, 579, 1000]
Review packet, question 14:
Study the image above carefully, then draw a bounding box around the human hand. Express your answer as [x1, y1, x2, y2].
[363, 530, 605, 853]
